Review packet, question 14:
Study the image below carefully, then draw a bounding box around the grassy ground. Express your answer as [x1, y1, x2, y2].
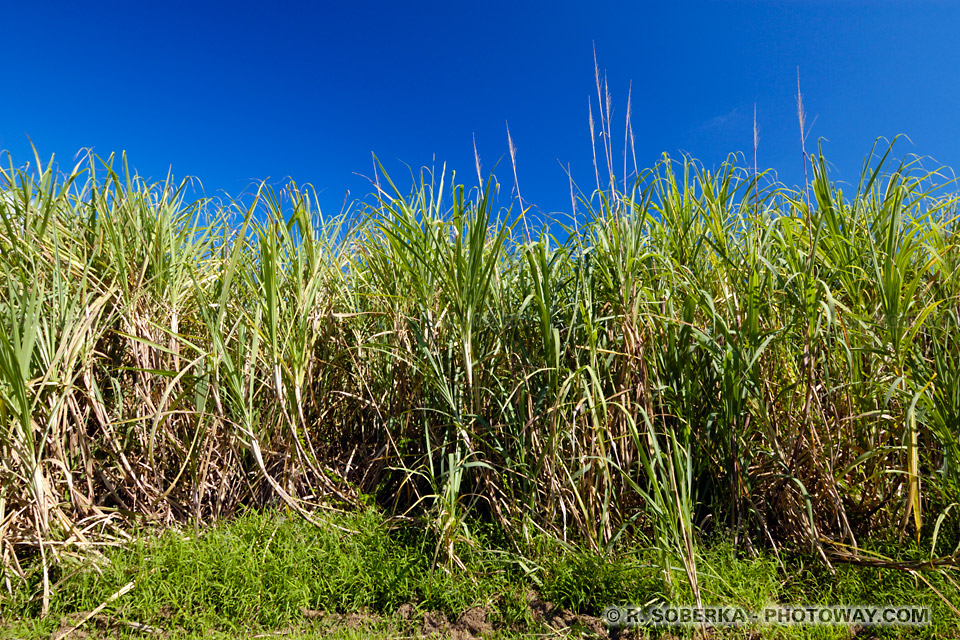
[2, 509, 959, 639]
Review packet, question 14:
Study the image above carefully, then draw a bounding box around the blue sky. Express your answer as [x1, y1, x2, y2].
[3, 1, 959, 219]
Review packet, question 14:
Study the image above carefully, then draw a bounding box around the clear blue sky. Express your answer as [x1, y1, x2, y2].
[3, 1, 959, 218]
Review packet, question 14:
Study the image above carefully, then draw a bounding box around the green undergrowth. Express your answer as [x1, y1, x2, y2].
[2, 508, 959, 639]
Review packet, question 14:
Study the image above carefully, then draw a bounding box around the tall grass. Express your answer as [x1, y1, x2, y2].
[1, 130, 960, 612]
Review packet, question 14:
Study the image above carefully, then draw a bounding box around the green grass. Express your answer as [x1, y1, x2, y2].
[2, 509, 960, 638]
[12, 509, 500, 629]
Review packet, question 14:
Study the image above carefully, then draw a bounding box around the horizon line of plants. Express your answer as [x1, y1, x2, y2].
[1, 134, 960, 612]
